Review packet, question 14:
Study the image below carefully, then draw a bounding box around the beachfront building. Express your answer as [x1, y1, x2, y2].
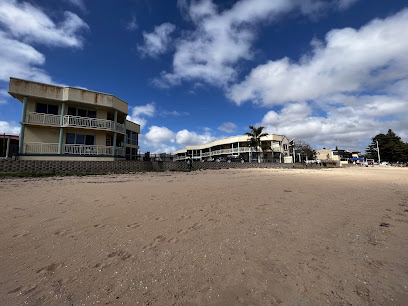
[9, 78, 140, 161]
[173, 134, 293, 163]
[316, 148, 352, 165]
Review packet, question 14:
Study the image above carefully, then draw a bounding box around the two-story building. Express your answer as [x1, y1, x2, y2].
[173, 134, 292, 163]
[9, 78, 140, 161]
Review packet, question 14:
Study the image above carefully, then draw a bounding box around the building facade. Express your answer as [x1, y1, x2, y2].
[173, 134, 292, 163]
[9, 78, 140, 161]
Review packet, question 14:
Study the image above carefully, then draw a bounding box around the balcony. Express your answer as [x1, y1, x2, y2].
[25, 112, 125, 134]
[24, 143, 125, 156]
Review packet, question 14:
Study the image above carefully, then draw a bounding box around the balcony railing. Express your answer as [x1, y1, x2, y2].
[26, 113, 61, 126]
[63, 115, 125, 133]
[24, 143, 125, 156]
[25, 142, 59, 154]
[25, 113, 125, 134]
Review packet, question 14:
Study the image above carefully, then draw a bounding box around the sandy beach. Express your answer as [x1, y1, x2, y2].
[0, 167, 407, 305]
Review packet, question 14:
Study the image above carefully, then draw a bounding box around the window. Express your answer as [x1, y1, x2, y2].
[283, 144, 288, 150]
[66, 133, 95, 145]
[36, 103, 58, 115]
[68, 107, 97, 118]
[132, 133, 138, 145]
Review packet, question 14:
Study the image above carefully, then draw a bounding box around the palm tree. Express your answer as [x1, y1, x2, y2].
[245, 125, 268, 163]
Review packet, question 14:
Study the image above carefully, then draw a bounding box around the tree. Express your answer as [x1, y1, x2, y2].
[294, 140, 316, 161]
[366, 129, 408, 162]
[245, 125, 268, 163]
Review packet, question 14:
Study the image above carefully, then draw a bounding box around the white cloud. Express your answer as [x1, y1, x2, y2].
[218, 122, 237, 133]
[65, 0, 86, 12]
[0, 0, 89, 85]
[156, 0, 358, 87]
[139, 125, 217, 153]
[126, 16, 138, 31]
[228, 8, 408, 106]
[145, 126, 175, 143]
[260, 97, 408, 151]
[175, 129, 215, 145]
[0, 121, 20, 135]
[0, 0, 88, 47]
[127, 103, 155, 129]
[0, 88, 10, 104]
[0, 31, 51, 82]
[337, 0, 359, 10]
[138, 23, 176, 58]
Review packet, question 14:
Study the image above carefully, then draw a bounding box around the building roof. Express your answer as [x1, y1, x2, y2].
[8, 77, 129, 114]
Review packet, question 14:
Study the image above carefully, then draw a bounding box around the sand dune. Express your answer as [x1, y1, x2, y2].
[0, 167, 407, 305]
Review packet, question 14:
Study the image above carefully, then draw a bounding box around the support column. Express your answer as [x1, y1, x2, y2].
[58, 102, 66, 154]
[113, 110, 117, 157]
[5, 137, 10, 158]
[19, 96, 28, 154]
[123, 119, 127, 158]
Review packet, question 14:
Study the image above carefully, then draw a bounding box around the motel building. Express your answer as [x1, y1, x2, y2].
[173, 135, 293, 163]
[8, 78, 140, 161]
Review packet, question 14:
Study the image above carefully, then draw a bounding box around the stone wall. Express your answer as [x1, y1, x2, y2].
[0, 160, 153, 174]
[0, 160, 328, 175]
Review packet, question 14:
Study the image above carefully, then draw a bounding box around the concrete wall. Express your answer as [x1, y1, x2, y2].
[25, 126, 60, 143]
[0, 160, 331, 175]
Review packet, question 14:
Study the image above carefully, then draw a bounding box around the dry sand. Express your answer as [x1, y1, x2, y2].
[0, 167, 407, 305]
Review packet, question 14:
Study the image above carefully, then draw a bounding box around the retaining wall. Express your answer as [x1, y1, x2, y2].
[0, 160, 328, 175]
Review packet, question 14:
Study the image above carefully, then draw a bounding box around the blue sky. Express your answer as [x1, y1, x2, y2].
[1, 0, 407, 153]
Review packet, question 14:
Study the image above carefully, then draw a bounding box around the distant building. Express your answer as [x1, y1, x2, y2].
[316, 148, 352, 165]
[174, 134, 292, 163]
[9, 78, 140, 160]
[0, 134, 19, 159]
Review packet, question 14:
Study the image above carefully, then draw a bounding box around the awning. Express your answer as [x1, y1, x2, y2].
[349, 157, 364, 161]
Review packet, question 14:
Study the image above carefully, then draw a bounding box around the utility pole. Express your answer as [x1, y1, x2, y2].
[376, 140, 381, 163]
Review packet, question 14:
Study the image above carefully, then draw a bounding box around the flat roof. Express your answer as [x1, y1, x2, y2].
[9, 77, 128, 105]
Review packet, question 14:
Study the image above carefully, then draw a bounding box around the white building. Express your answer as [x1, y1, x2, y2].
[174, 134, 292, 163]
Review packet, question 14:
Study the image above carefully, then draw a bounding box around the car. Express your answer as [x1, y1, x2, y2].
[205, 157, 215, 162]
[227, 155, 246, 163]
[215, 157, 226, 162]
[380, 161, 390, 166]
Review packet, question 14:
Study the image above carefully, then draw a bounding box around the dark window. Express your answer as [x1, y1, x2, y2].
[68, 107, 76, 116]
[67, 107, 97, 118]
[126, 130, 131, 144]
[76, 134, 85, 144]
[66, 133, 95, 145]
[36, 102, 58, 114]
[78, 108, 87, 117]
[132, 133, 138, 145]
[48, 104, 58, 115]
[107, 113, 113, 121]
[66, 133, 75, 144]
[88, 110, 96, 118]
[36, 103, 47, 113]
[85, 135, 95, 145]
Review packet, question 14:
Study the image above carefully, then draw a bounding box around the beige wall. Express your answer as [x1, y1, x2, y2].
[25, 126, 60, 143]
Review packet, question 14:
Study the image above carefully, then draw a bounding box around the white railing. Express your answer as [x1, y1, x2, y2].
[64, 115, 125, 134]
[25, 142, 59, 154]
[26, 113, 61, 126]
[116, 122, 125, 134]
[64, 145, 125, 156]
[64, 144, 113, 155]
[25, 113, 126, 134]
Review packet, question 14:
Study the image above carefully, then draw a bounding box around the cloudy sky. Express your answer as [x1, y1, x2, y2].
[0, 0, 407, 153]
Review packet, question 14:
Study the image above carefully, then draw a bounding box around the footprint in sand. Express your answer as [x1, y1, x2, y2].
[36, 263, 64, 274]
[94, 250, 134, 270]
[7, 284, 38, 295]
[127, 223, 141, 229]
